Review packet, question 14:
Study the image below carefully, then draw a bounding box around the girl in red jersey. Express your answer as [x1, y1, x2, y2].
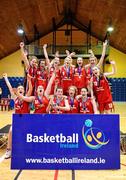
[73, 57, 87, 93]
[3, 73, 31, 114]
[3, 73, 31, 159]
[20, 42, 38, 95]
[43, 44, 61, 94]
[77, 88, 98, 114]
[46, 86, 70, 114]
[49, 60, 61, 94]
[16, 72, 56, 114]
[36, 59, 48, 90]
[60, 55, 75, 95]
[92, 61, 116, 114]
[67, 86, 79, 113]
[85, 40, 108, 81]
[17, 85, 49, 114]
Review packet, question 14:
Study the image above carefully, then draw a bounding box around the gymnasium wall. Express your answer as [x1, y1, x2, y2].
[0, 50, 24, 77]
[40, 26, 98, 45]
[104, 46, 126, 77]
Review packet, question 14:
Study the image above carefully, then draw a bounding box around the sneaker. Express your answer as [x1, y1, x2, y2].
[5, 149, 11, 159]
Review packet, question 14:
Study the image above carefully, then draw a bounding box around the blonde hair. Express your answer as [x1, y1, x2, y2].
[29, 56, 38, 61]
[68, 86, 78, 96]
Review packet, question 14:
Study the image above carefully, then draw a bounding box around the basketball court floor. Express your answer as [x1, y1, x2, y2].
[0, 102, 126, 180]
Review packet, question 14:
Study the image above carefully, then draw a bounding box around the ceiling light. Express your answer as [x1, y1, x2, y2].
[17, 28, 24, 34]
[107, 26, 114, 32]
[17, 24, 24, 35]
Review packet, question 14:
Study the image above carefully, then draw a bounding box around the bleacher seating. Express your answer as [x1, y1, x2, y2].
[0, 77, 126, 101]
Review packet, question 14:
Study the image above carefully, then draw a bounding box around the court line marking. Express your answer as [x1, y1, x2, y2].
[72, 170, 75, 180]
[54, 170, 59, 180]
[14, 170, 22, 180]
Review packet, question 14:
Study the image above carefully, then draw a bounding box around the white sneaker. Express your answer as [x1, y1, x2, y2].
[5, 149, 11, 159]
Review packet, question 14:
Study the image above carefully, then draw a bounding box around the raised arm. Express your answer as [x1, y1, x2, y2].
[26, 74, 33, 97]
[20, 42, 29, 70]
[3, 73, 15, 97]
[97, 40, 108, 68]
[104, 60, 116, 76]
[55, 51, 59, 58]
[43, 44, 51, 68]
[17, 92, 35, 103]
[66, 49, 70, 56]
[85, 49, 95, 69]
[44, 72, 56, 98]
[65, 50, 75, 58]
[49, 51, 60, 67]
[68, 52, 75, 59]
[46, 96, 54, 113]
[54, 79, 59, 95]
[88, 49, 95, 57]
[90, 85, 98, 114]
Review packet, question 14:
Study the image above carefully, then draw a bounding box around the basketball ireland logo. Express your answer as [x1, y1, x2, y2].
[82, 119, 109, 149]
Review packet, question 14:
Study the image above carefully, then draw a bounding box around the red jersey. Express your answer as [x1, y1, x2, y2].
[26, 65, 38, 95]
[93, 75, 112, 104]
[36, 68, 48, 90]
[67, 96, 79, 113]
[34, 96, 49, 114]
[49, 66, 61, 94]
[78, 97, 94, 114]
[51, 97, 65, 114]
[27, 65, 37, 78]
[60, 66, 74, 94]
[15, 98, 30, 114]
[73, 67, 87, 89]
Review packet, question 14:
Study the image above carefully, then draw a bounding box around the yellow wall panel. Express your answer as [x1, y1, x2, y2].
[105, 46, 126, 77]
[0, 50, 24, 77]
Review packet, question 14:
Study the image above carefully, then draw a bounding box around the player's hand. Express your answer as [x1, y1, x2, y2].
[43, 44, 47, 49]
[55, 51, 59, 58]
[66, 50, 70, 56]
[70, 52, 75, 57]
[24, 50, 28, 56]
[20, 42, 24, 48]
[110, 60, 115, 65]
[103, 40, 108, 46]
[3, 73, 7, 78]
[88, 49, 93, 54]
[48, 97, 54, 106]
[39, 104, 44, 108]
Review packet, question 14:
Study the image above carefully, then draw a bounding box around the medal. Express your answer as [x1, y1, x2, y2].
[70, 97, 74, 107]
[78, 67, 81, 76]
[66, 66, 70, 78]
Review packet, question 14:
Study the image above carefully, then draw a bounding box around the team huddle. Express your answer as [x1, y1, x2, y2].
[3, 40, 116, 116]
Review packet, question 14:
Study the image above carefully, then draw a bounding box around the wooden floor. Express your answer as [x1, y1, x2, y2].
[0, 102, 126, 180]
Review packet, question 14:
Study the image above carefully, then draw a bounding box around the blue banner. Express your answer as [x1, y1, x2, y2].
[11, 114, 120, 170]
